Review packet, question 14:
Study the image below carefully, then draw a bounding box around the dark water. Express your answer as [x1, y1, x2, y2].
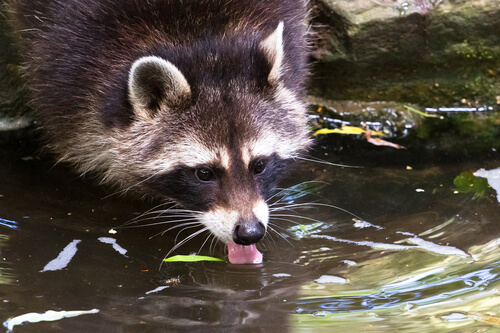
[1, 108, 500, 332]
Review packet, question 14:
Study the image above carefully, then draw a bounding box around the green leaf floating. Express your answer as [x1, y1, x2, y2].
[163, 255, 225, 262]
[453, 171, 491, 199]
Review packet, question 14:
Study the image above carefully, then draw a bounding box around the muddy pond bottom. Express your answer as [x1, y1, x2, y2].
[1, 121, 500, 332]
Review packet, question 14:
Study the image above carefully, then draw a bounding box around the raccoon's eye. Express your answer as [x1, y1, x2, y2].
[253, 159, 267, 175]
[195, 167, 215, 182]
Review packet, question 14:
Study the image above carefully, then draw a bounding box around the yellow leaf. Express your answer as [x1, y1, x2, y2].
[314, 126, 385, 137]
[313, 126, 362, 136]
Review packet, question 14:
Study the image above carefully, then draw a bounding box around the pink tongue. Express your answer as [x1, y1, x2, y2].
[227, 242, 263, 264]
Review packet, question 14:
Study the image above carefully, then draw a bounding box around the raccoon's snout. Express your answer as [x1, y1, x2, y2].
[233, 219, 266, 245]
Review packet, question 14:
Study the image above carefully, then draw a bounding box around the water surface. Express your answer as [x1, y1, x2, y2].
[1, 109, 500, 332]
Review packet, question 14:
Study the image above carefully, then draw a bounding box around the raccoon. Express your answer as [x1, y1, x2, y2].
[7, 0, 311, 264]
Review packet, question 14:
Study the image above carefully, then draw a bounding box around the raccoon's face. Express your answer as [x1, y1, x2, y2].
[122, 23, 310, 260]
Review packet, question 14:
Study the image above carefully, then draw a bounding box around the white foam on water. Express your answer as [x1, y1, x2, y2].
[313, 234, 416, 251]
[353, 219, 383, 230]
[474, 167, 500, 202]
[342, 260, 357, 266]
[145, 286, 170, 295]
[313, 234, 469, 258]
[406, 237, 469, 258]
[273, 273, 292, 278]
[40, 240, 81, 272]
[98, 237, 128, 256]
[4, 309, 99, 331]
[315, 275, 348, 284]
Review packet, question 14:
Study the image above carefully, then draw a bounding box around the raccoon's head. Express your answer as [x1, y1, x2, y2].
[123, 22, 310, 263]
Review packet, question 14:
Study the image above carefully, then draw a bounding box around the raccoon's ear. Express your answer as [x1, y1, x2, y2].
[128, 56, 191, 117]
[260, 21, 284, 85]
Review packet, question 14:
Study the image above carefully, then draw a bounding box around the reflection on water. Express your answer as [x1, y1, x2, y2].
[1, 109, 500, 332]
[294, 226, 500, 331]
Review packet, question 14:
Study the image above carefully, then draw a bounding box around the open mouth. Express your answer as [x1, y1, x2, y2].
[227, 242, 263, 264]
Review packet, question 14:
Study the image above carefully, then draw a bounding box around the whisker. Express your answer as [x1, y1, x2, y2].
[264, 227, 276, 247]
[164, 227, 209, 259]
[159, 227, 209, 269]
[121, 207, 202, 227]
[127, 208, 200, 220]
[267, 225, 293, 247]
[174, 224, 205, 244]
[269, 217, 303, 226]
[152, 208, 202, 215]
[266, 180, 329, 204]
[198, 233, 214, 254]
[269, 201, 322, 211]
[271, 203, 362, 220]
[209, 234, 219, 254]
[266, 187, 298, 203]
[268, 221, 294, 233]
[102, 169, 167, 199]
[128, 213, 198, 224]
[292, 154, 362, 169]
[271, 213, 328, 224]
[270, 201, 328, 210]
[122, 202, 172, 225]
[149, 221, 201, 239]
[118, 217, 199, 229]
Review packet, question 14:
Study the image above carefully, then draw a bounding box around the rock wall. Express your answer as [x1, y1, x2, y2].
[310, 0, 500, 107]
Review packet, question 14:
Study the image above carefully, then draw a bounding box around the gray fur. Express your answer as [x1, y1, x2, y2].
[8, 0, 312, 246]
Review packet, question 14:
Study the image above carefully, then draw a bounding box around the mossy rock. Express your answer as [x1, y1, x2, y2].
[310, 0, 500, 106]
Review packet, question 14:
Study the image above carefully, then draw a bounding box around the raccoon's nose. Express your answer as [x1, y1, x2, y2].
[233, 220, 266, 245]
